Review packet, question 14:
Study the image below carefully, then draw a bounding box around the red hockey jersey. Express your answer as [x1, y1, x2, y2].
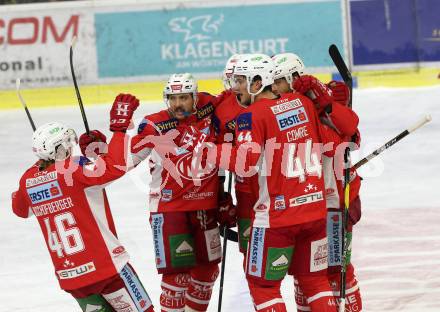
[12, 132, 130, 290]
[217, 93, 342, 228]
[131, 93, 220, 212]
[213, 91, 252, 193]
[320, 101, 361, 208]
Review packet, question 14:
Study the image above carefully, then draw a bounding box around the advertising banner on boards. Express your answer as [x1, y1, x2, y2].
[0, 0, 343, 89]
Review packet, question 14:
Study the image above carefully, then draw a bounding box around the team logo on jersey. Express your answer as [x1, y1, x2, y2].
[276, 107, 308, 131]
[255, 204, 268, 212]
[151, 214, 166, 269]
[310, 237, 328, 272]
[26, 171, 57, 187]
[176, 153, 217, 181]
[274, 195, 286, 210]
[57, 261, 96, 279]
[327, 212, 342, 267]
[27, 181, 63, 204]
[112, 246, 126, 257]
[237, 112, 252, 130]
[270, 98, 303, 114]
[289, 191, 323, 207]
[161, 189, 173, 201]
[248, 227, 265, 277]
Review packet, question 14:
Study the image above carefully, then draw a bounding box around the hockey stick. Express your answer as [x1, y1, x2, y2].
[70, 36, 90, 134]
[217, 171, 233, 312]
[329, 44, 353, 108]
[329, 43, 353, 312]
[16, 78, 36, 131]
[353, 115, 432, 170]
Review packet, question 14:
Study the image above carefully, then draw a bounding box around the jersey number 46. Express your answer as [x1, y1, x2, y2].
[43, 212, 85, 258]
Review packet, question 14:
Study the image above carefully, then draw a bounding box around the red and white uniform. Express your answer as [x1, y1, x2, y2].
[219, 93, 342, 229]
[131, 92, 224, 312]
[295, 100, 363, 312]
[212, 93, 341, 311]
[131, 93, 221, 212]
[213, 91, 256, 253]
[213, 91, 252, 192]
[12, 132, 130, 291]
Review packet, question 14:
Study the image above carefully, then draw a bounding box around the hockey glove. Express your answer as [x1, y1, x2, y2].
[328, 80, 350, 107]
[79, 130, 107, 157]
[217, 192, 237, 227]
[109, 93, 140, 132]
[293, 75, 333, 114]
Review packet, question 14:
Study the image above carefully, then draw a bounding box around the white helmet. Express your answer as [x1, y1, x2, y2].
[32, 122, 77, 161]
[222, 54, 244, 90]
[272, 53, 305, 86]
[233, 54, 275, 96]
[163, 73, 198, 104]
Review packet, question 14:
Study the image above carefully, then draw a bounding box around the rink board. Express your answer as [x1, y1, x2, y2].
[1, 69, 439, 110]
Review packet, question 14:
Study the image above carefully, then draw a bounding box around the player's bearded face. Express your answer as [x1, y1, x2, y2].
[272, 78, 291, 96]
[233, 75, 252, 106]
[168, 93, 195, 120]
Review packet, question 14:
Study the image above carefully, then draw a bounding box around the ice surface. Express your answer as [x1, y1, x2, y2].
[1, 86, 439, 311]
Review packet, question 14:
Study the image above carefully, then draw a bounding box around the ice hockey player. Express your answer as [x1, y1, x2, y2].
[272, 52, 362, 311]
[213, 53, 256, 258]
[131, 73, 230, 312]
[182, 54, 343, 311]
[11, 94, 155, 312]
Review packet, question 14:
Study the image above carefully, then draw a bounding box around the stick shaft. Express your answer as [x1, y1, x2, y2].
[69, 38, 90, 134]
[16, 79, 36, 131]
[217, 171, 233, 312]
[353, 115, 431, 170]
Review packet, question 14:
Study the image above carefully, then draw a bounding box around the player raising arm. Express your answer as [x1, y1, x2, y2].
[272, 52, 362, 312]
[184, 54, 342, 311]
[130, 74, 223, 312]
[11, 94, 155, 312]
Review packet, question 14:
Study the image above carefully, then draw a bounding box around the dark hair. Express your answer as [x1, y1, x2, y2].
[251, 75, 273, 93]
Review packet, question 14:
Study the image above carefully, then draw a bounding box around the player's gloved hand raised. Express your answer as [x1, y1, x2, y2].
[110, 93, 140, 132]
[217, 192, 237, 227]
[328, 80, 350, 107]
[293, 75, 333, 113]
[79, 130, 107, 157]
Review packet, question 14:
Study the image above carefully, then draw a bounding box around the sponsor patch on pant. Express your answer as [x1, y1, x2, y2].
[310, 237, 328, 272]
[248, 227, 265, 277]
[264, 247, 293, 280]
[238, 218, 251, 252]
[327, 211, 342, 267]
[204, 227, 221, 262]
[151, 214, 166, 269]
[120, 265, 152, 311]
[169, 233, 196, 268]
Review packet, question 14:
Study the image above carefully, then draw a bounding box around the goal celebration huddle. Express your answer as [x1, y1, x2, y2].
[12, 52, 364, 312]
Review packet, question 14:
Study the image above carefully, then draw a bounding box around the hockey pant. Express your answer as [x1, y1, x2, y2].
[245, 219, 338, 312]
[295, 263, 362, 312]
[236, 190, 256, 255]
[67, 263, 154, 312]
[150, 210, 221, 312]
